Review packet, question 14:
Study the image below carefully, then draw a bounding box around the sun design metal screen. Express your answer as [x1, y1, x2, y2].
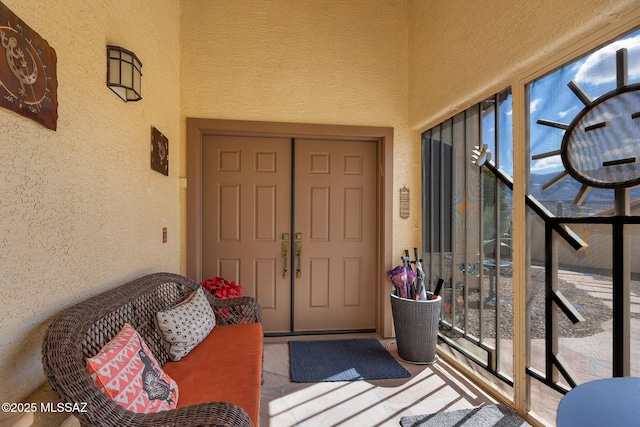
[526, 27, 640, 421]
[422, 26, 640, 426]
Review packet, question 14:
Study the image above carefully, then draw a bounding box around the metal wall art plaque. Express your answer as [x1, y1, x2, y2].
[151, 126, 169, 176]
[399, 186, 410, 219]
[0, 1, 58, 130]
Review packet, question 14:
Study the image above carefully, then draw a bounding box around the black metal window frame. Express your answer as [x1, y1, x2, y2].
[421, 88, 514, 387]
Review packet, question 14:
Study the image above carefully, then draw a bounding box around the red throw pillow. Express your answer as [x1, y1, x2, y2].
[86, 323, 178, 413]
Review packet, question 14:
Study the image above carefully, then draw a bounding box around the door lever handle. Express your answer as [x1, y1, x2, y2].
[294, 233, 303, 278]
[282, 233, 290, 278]
[295, 241, 302, 278]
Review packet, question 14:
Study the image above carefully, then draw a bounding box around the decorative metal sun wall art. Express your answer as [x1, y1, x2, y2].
[535, 48, 640, 205]
[0, 1, 58, 130]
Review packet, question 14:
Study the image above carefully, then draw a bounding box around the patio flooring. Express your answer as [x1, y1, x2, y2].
[259, 265, 640, 426]
[260, 335, 502, 427]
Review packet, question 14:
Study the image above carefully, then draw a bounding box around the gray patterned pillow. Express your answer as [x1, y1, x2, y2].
[155, 287, 216, 361]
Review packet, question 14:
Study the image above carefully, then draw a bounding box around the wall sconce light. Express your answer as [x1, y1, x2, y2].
[106, 45, 142, 102]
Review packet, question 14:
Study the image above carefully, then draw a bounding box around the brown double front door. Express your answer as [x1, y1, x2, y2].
[201, 135, 377, 333]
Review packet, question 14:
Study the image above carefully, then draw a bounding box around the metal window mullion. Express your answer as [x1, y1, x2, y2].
[423, 131, 431, 282]
[478, 108, 485, 343]
[545, 223, 559, 384]
[494, 93, 501, 374]
[440, 126, 446, 308]
[513, 81, 530, 413]
[612, 194, 631, 377]
[429, 133, 435, 286]
[448, 121, 458, 327]
[453, 124, 458, 322]
[423, 130, 432, 271]
[460, 112, 466, 333]
[450, 141, 457, 327]
[463, 111, 470, 334]
[450, 135, 458, 329]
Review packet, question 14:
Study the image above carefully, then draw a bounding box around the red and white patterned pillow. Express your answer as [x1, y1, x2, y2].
[86, 323, 179, 413]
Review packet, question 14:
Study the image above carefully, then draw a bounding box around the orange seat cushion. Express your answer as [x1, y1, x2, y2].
[162, 322, 263, 426]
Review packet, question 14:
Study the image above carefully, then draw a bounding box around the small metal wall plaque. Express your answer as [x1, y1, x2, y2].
[151, 126, 169, 176]
[399, 186, 410, 219]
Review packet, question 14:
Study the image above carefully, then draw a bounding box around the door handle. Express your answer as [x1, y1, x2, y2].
[295, 233, 302, 278]
[282, 233, 289, 278]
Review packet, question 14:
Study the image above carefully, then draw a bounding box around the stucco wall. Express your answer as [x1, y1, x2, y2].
[179, 0, 416, 272]
[0, 0, 181, 403]
[407, 0, 640, 131]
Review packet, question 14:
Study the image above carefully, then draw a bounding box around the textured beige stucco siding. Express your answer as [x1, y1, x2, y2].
[0, 0, 181, 403]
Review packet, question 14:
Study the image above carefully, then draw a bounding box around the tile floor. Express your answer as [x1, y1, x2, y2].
[259, 335, 499, 427]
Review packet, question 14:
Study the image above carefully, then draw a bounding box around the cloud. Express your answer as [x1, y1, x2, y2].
[558, 107, 578, 118]
[574, 34, 640, 86]
[531, 155, 565, 173]
[530, 98, 542, 113]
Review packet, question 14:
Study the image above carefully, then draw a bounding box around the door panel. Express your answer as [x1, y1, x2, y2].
[293, 139, 377, 331]
[202, 135, 292, 333]
[201, 135, 377, 333]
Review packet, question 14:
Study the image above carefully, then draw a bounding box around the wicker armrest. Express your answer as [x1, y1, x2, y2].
[51, 391, 252, 427]
[208, 296, 263, 326]
[92, 400, 253, 427]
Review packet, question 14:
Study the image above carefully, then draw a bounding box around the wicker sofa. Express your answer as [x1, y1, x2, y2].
[42, 272, 263, 427]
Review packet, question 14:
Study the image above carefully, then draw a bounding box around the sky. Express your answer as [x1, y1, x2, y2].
[529, 30, 640, 174]
[472, 28, 640, 212]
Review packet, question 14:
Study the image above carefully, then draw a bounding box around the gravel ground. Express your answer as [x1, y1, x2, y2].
[439, 265, 640, 340]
